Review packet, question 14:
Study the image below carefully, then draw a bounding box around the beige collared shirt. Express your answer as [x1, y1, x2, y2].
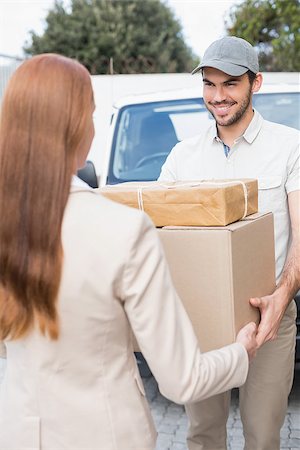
[159, 110, 300, 281]
[71, 174, 92, 189]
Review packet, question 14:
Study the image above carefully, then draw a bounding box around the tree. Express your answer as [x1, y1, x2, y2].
[24, 0, 199, 74]
[226, 0, 300, 71]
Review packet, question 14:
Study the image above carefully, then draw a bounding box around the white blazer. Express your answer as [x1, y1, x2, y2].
[0, 184, 248, 450]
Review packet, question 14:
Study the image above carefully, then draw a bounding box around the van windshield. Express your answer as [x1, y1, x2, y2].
[108, 92, 299, 184]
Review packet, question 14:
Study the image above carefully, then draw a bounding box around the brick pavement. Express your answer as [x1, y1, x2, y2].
[143, 368, 300, 450]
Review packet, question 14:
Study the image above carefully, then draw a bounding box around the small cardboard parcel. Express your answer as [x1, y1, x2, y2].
[99, 179, 258, 227]
[99, 181, 275, 352]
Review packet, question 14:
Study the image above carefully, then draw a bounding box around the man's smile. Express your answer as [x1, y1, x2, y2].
[209, 102, 237, 116]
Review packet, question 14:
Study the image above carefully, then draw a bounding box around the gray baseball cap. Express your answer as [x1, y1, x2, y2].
[192, 36, 259, 76]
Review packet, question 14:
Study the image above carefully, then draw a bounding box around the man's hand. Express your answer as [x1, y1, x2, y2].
[250, 292, 286, 347]
[251, 191, 300, 348]
[236, 322, 258, 362]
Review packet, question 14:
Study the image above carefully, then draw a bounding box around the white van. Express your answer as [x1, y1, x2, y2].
[77, 78, 300, 364]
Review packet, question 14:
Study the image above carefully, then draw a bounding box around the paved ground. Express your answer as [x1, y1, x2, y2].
[143, 365, 300, 450]
[0, 359, 299, 449]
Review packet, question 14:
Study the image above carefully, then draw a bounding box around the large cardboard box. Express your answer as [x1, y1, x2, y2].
[99, 179, 258, 226]
[134, 213, 275, 353]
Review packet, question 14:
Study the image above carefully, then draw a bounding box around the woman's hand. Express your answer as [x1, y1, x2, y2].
[236, 322, 258, 362]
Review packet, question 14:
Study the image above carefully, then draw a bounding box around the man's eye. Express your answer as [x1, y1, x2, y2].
[226, 82, 237, 86]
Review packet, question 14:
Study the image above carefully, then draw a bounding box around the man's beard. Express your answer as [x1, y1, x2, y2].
[205, 87, 252, 127]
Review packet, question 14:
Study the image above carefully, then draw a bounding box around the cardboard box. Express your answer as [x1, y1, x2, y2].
[99, 179, 258, 227]
[134, 213, 275, 353]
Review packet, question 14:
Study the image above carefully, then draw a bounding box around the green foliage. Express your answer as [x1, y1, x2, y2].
[226, 0, 300, 71]
[24, 0, 199, 74]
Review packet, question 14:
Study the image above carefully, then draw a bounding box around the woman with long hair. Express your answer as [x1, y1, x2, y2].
[0, 54, 256, 450]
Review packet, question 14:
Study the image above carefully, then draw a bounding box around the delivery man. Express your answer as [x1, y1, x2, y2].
[159, 36, 300, 450]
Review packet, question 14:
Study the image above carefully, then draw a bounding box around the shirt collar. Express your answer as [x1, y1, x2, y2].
[212, 109, 263, 145]
[209, 123, 219, 142]
[243, 109, 263, 143]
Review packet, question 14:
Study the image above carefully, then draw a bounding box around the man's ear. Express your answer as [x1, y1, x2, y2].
[252, 72, 263, 93]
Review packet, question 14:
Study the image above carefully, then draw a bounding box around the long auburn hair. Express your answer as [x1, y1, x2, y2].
[0, 54, 94, 340]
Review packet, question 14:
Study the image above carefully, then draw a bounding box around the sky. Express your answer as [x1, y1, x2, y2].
[0, 0, 240, 60]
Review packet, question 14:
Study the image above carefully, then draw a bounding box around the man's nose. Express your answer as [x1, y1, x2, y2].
[213, 86, 226, 103]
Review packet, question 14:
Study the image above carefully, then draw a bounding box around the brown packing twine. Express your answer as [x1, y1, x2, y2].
[137, 181, 248, 219]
